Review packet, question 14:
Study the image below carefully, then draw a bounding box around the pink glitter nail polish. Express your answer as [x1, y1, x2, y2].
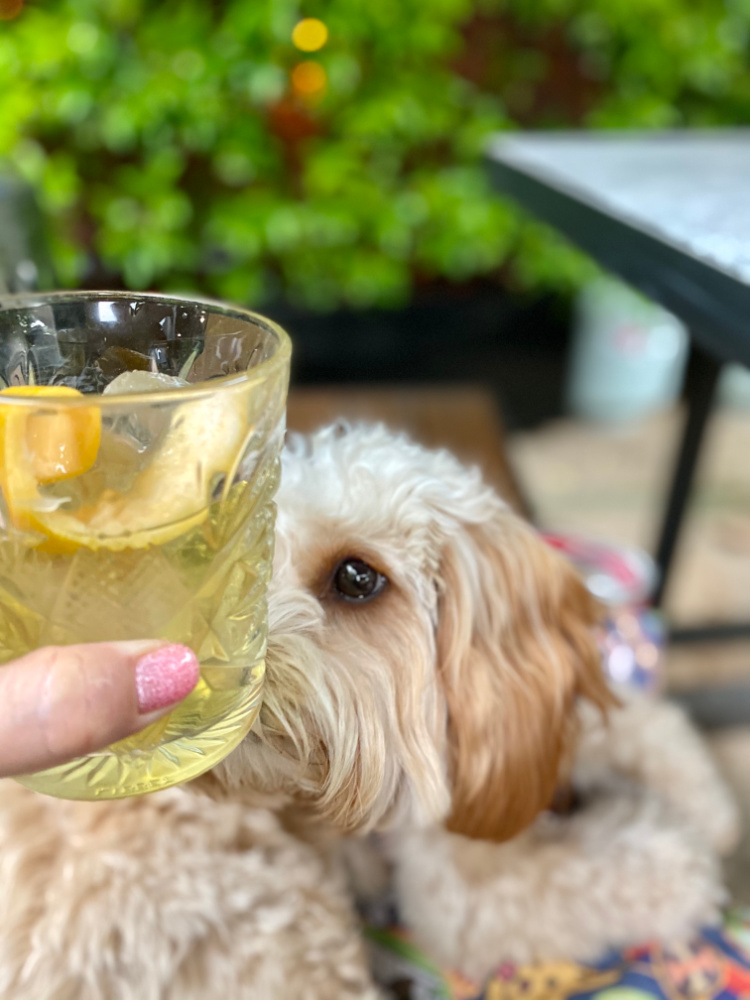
[135, 645, 200, 714]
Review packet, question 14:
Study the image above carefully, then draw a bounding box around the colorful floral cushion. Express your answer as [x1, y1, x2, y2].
[367, 910, 750, 1000]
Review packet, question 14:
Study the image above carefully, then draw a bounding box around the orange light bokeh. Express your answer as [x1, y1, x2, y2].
[291, 61, 327, 98]
[291, 18, 328, 53]
[0, 0, 24, 21]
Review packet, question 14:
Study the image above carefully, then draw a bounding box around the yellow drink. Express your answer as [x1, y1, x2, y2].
[0, 293, 290, 800]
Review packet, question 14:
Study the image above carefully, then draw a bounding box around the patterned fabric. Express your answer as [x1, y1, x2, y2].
[366, 910, 750, 1000]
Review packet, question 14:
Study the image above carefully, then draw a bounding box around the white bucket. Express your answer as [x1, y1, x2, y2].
[719, 363, 750, 410]
[567, 276, 689, 424]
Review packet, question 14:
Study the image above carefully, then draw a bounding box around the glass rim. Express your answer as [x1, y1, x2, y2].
[0, 290, 292, 408]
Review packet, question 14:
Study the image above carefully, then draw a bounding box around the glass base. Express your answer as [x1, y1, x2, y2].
[15, 684, 260, 801]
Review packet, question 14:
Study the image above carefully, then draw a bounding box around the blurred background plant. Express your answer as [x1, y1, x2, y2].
[1, 0, 749, 311]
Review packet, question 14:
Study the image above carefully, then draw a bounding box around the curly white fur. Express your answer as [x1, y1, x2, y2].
[0, 782, 378, 1000]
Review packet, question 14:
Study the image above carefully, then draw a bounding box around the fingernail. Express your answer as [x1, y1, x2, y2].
[135, 644, 200, 715]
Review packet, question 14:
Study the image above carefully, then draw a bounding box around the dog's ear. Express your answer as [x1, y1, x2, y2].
[437, 511, 614, 843]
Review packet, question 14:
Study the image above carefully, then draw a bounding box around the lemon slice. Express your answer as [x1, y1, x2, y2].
[0, 386, 102, 550]
[1, 377, 248, 552]
[79, 389, 247, 550]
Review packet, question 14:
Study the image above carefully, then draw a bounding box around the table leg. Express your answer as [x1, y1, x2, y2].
[652, 344, 722, 608]
[653, 346, 750, 728]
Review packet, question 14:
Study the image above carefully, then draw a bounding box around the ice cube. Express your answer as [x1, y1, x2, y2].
[104, 371, 190, 396]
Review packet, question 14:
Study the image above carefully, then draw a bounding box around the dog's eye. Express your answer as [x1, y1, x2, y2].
[332, 558, 387, 602]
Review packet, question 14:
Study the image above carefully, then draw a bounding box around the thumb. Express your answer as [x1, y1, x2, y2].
[0, 642, 199, 778]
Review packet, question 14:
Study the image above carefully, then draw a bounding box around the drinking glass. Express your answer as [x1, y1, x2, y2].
[0, 291, 290, 800]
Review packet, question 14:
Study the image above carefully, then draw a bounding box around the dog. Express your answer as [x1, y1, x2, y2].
[0, 422, 740, 999]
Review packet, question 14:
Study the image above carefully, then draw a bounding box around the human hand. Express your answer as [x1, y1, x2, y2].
[0, 642, 199, 778]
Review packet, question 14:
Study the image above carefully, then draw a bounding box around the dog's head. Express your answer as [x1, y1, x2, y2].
[209, 423, 613, 842]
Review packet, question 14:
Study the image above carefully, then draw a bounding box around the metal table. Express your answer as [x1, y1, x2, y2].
[487, 130, 750, 654]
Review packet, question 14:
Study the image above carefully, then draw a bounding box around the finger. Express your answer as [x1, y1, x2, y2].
[0, 642, 199, 778]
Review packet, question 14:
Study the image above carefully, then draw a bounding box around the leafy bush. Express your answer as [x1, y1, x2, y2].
[1, 0, 749, 309]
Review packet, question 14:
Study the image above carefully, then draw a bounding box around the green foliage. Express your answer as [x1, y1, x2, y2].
[1, 0, 748, 308]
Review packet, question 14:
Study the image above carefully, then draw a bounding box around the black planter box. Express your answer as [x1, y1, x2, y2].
[270, 286, 572, 431]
